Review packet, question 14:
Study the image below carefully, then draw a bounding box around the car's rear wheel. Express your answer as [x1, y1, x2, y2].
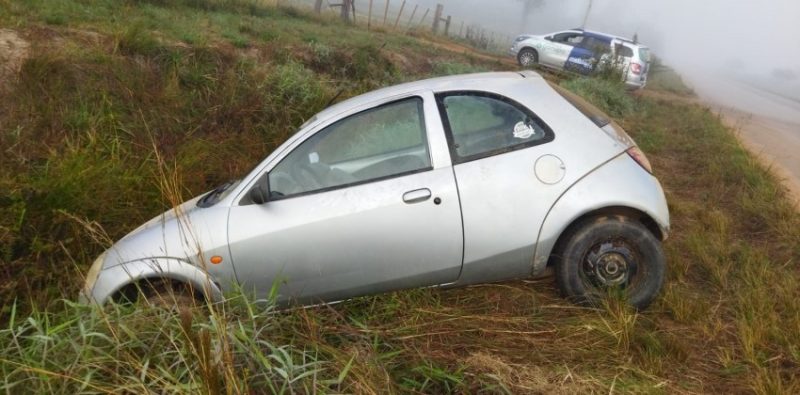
[555, 216, 665, 310]
[517, 48, 538, 67]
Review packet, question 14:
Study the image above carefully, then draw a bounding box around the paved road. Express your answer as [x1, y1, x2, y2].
[684, 72, 800, 204]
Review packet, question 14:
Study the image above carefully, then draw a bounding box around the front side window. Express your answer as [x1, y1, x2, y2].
[268, 98, 431, 199]
[437, 92, 553, 163]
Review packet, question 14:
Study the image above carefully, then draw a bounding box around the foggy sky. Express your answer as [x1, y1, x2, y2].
[411, 0, 800, 75]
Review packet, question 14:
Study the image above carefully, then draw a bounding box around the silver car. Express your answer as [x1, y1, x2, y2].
[81, 71, 669, 310]
[510, 29, 652, 89]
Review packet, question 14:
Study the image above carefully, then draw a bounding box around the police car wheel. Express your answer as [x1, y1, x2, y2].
[517, 48, 538, 67]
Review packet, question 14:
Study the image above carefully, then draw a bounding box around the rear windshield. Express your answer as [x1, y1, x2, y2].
[547, 82, 610, 128]
[638, 47, 651, 62]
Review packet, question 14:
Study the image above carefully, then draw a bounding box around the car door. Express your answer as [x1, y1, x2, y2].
[435, 90, 556, 283]
[539, 32, 585, 69]
[227, 93, 463, 304]
[564, 36, 609, 75]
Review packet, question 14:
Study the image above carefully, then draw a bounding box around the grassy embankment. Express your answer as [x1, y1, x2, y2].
[1, 0, 798, 393]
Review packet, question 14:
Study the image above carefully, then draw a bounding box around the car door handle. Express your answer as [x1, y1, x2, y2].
[403, 188, 431, 204]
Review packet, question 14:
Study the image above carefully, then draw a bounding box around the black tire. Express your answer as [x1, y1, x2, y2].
[517, 48, 538, 68]
[555, 216, 665, 310]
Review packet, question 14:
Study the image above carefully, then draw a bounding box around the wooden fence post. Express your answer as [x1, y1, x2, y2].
[407, 5, 418, 28]
[444, 15, 451, 36]
[393, 0, 405, 28]
[368, 0, 373, 29]
[340, 0, 352, 23]
[432, 3, 443, 33]
[418, 8, 429, 27]
[383, 0, 390, 25]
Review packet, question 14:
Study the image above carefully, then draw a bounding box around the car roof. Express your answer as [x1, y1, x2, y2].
[312, 71, 541, 123]
[568, 28, 645, 47]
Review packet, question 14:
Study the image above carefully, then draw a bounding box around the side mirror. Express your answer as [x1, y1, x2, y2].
[545, 36, 553, 41]
[250, 181, 269, 205]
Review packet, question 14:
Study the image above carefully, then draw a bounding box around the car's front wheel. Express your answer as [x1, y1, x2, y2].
[517, 48, 538, 68]
[555, 215, 665, 310]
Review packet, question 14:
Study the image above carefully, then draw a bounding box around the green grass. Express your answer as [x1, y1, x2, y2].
[0, 0, 498, 313]
[1, 0, 799, 393]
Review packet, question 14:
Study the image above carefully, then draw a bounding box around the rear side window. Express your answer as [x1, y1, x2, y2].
[638, 47, 651, 62]
[581, 37, 611, 54]
[436, 92, 554, 163]
[615, 44, 634, 58]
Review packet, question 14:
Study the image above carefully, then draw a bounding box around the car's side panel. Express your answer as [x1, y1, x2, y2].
[228, 167, 464, 304]
[449, 148, 561, 283]
[538, 38, 574, 68]
[226, 91, 464, 305]
[531, 153, 670, 275]
[565, 35, 612, 75]
[430, 78, 625, 286]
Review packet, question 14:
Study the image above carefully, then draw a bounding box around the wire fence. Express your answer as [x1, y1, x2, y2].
[272, 0, 513, 54]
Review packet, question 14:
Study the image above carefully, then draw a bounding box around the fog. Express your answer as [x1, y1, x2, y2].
[410, 0, 800, 101]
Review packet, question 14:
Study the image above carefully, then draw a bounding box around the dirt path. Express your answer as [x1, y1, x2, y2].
[0, 29, 30, 91]
[416, 36, 517, 67]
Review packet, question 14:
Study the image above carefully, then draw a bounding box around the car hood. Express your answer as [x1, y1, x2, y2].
[101, 194, 228, 270]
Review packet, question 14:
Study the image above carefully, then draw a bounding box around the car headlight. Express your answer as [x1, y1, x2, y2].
[514, 35, 531, 43]
[82, 251, 107, 298]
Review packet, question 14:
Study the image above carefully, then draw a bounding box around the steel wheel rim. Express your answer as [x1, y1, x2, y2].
[581, 238, 641, 290]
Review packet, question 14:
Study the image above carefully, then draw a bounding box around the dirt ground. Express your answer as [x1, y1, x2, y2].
[417, 35, 517, 67]
[0, 29, 30, 91]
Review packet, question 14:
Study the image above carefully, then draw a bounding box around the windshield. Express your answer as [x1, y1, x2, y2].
[196, 179, 241, 208]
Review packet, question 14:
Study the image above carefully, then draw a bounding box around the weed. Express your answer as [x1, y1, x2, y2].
[115, 23, 162, 56]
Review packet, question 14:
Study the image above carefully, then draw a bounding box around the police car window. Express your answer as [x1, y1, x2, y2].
[615, 44, 634, 58]
[438, 92, 554, 162]
[582, 37, 610, 53]
[566, 35, 584, 45]
[553, 33, 583, 45]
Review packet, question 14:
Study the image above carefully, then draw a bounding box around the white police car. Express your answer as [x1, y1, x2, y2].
[510, 29, 651, 89]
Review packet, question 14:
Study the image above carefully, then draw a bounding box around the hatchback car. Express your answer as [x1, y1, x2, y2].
[510, 29, 651, 89]
[81, 71, 669, 310]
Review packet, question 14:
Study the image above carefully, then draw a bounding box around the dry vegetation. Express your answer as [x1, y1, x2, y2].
[0, 0, 798, 393]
